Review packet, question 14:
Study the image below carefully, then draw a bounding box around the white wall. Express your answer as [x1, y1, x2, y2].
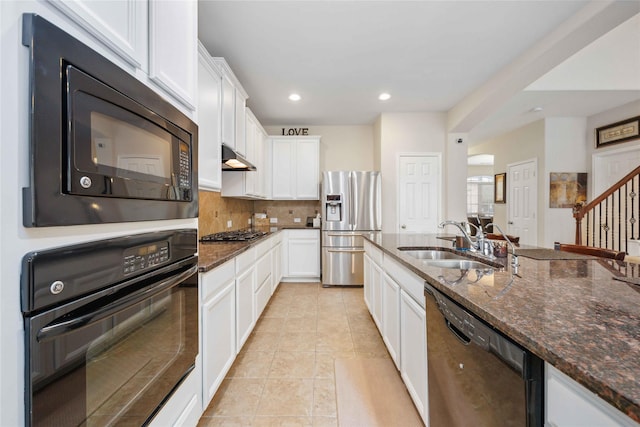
[543, 117, 588, 248]
[469, 120, 545, 244]
[586, 100, 640, 196]
[378, 112, 447, 232]
[264, 125, 375, 172]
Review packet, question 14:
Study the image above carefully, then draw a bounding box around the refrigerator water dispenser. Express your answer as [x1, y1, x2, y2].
[325, 194, 342, 221]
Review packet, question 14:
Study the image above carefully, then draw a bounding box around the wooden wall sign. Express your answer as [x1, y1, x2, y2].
[281, 128, 309, 136]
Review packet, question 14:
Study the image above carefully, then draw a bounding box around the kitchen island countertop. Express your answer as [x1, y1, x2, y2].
[364, 233, 640, 423]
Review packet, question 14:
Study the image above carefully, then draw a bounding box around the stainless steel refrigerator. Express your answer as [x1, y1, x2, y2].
[321, 171, 382, 286]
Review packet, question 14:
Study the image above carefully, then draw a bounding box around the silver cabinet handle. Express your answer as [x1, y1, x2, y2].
[327, 249, 365, 254]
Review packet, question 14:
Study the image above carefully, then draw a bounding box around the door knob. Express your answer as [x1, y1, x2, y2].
[401, 224, 406, 229]
[508, 221, 514, 225]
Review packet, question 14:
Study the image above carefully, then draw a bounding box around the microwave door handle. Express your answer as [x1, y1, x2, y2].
[36, 264, 197, 342]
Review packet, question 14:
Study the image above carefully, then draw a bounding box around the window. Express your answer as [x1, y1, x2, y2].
[467, 176, 494, 215]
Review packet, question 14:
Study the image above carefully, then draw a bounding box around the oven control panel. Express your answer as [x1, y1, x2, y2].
[123, 241, 170, 275]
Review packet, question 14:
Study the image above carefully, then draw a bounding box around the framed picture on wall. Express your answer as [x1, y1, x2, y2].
[595, 116, 640, 148]
[494, 173, 506, 203]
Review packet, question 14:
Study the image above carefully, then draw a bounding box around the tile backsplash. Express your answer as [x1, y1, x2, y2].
[199, 190, 321, 235]
[198, 191, 254, 236]
[254, 200, 320, 227]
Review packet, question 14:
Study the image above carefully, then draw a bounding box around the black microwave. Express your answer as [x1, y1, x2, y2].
[22, 14, 198, 227]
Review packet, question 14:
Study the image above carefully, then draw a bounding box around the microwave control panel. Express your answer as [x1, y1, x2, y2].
[179, 141, 190, 188]
[123, 241, 170, 275]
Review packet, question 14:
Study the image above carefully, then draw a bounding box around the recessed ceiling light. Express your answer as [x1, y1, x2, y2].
[378, 93, 391, 101]
[530, 106, 544, 113]
[289, 93, 301, 101]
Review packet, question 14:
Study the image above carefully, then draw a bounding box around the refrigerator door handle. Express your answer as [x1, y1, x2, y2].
[348, 172, 355, 229]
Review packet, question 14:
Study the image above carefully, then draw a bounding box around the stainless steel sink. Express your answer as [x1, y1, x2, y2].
[398, 248, 465, 260]
[424, 259, 493, 270]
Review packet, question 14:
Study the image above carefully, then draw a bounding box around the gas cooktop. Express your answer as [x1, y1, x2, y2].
[200, 229, 268, 243]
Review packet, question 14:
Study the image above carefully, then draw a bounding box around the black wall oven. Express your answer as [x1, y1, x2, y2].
[21, 229, 198, 426]
[22, 14, 198, 227]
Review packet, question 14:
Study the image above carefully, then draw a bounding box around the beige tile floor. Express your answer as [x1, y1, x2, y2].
[198, 282, 391, 426]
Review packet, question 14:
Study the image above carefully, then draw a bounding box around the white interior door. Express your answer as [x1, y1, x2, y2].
[593, 146, 640, 197]
[398, 155, 441, 233]
[507, 159, 537, 245]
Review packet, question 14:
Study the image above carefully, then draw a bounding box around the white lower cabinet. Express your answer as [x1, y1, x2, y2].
[201, 260, 236, 407]
[235, 248, 256, 351]
[363, 242, 383, 329]
[400, 289, 427, 422]
[546, 363, 639, 427]
[254, 240, 272, 318]
[281, 229, 320, 281]
[381, 272, 401, 368]
[272, 235, 282, 293]
[364, 242, 428, 426]
[149, 360, 202, 427]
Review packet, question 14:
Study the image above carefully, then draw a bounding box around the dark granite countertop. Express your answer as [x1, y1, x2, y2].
[197, 226, 318, 273]
[364, 233, 640, 423]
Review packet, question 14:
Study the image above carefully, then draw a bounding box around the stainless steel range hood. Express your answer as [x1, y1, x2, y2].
[222, 144, 256, 171]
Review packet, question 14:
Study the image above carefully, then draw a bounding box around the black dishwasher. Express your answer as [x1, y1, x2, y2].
[425, 283, 543, 427]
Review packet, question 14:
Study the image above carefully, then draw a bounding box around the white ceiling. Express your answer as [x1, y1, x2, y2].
[198, 1, 640, 142]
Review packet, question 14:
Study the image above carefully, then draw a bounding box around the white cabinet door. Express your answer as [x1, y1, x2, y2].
[47, 0, 148, 68]
[296, 138, 319, 199]
[363, 253, 372, 311]
[234, 89, 247, 156]
[148, 0, 197, 109]
[220, 73, 235, 149]
[382, 273, 401, 369]
[197, 45, 222, 191]
[201, 269, 235, 406]
[270, 137, 320, 200]
[255, 251, 272, 318]
[149, 365, 201, 427]
[546, 364, 639, 427]
[282, 229, 320, 280]
[400, 290, 428, 424]
[370, 259, 383, 329]
[271, 139, 296, 199]
[272, 241, 282, 293]
[236, 266, 256, 351]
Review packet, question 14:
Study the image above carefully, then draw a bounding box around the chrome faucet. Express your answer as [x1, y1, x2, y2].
[486, 222, 519, 273]
[438, 220, 481, 252]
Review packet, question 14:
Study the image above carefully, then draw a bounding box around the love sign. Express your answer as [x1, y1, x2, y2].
[281, 128, 309, 136]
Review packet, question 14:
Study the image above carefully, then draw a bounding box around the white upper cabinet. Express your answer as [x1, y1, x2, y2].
[221, 108, 269, 199]
[197, 43, 223, 191]
[47, 0, 148, 68]
[214, 58, 249, 153]
[220, 74, 236, 150]
[270, 136, 320, 200]
[47, 0, 198, 111]
[149, 0, 197, 110]
[235, 89, 247, 156]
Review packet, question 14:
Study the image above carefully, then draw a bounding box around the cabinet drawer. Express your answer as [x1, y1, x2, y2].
[256, 251, 271, 288]
[255, 239, 271, 258]
[364, 240, 383, 264]
[236, 247, 256, 273]
[202, 259, 235, 302]
[255, 277, 271, 318]
[383, 256, 425, 309]
[322, 231, 365, 248]
[287, 229, 319, 239]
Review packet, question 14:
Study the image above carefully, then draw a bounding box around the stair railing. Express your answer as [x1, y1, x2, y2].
[573, 165, 640, 253]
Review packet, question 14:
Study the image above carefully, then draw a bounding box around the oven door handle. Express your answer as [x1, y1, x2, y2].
[36, 264, 197, 342]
